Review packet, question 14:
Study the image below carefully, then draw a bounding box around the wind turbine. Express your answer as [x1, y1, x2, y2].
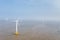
[7, 18, 20, 36]
[7, 19, 20, 40]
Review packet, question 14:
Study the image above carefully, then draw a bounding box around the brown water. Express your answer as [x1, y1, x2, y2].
[0, 21, 60, 40]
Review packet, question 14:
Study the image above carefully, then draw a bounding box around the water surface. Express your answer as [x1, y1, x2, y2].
[0, 20, 60, 40]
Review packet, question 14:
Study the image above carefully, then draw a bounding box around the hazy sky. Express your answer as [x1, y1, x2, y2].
[0, 0, 60, 21]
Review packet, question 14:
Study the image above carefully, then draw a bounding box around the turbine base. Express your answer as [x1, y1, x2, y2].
[15, 32, 19, 36]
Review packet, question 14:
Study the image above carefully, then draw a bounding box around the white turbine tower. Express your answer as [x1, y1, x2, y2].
[15, 19, 19, 35]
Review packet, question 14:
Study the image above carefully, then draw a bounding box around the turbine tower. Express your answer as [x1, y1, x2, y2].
[15, 19, 19, 35]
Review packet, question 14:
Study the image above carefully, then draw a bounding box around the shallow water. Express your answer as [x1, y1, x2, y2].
[0, 20, 60, 40]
